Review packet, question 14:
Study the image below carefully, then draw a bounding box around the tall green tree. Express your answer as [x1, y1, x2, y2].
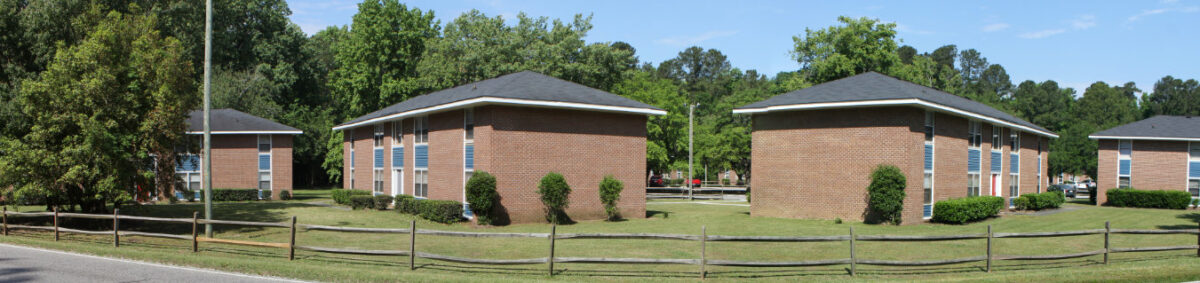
[0, 9, 196, 212]
[1140, 76, 1200, 118]
[1012, 80, 1074, 132]
[612, 70, 686, 176]
[791, 16, 899, 83]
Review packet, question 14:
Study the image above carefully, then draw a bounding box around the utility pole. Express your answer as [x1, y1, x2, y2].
[202, 0, 214, 237]
[688, 103, 697, 201]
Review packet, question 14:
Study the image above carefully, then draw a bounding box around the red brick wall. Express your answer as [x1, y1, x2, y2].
[343, 126, 373, 191]
[199, 134, 293, 200]
[271, 135, 293, 199]
[1097, 140, 1117, 204]
[1096, 139, 1189, 205]
[750, 107, 925, 224]
[428, 110, 466, 203]
[484, 106, 648, 224]
[933, 112, 969, 203]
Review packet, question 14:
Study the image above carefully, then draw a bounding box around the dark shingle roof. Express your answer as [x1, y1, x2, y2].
[336, 71, 664, 128]
[1090, 115, 1200, 140]
[735, 72, 1055, 137]
[186, 109, 302, 134]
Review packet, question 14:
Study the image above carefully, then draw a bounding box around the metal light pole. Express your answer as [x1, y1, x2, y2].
[688, 103, 698, 201]
[202, 0, 214, 237]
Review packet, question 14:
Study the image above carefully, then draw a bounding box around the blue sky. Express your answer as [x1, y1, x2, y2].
[288, 0, 1200, 95]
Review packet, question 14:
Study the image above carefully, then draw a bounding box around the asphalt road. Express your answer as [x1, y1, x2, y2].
[0, 243, 303, 283]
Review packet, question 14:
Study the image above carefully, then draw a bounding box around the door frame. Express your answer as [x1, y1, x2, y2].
[991, 173, 1002, 197]
[392, 168, 404, 197]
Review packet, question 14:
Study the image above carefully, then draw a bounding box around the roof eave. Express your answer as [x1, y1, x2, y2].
[186, 130, 303, 135]
[732, 98, 1059, 138]
[1088, 135, 1200, 142]
[333, 97, 666, 131]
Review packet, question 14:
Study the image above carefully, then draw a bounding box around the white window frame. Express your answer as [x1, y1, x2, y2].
[1189, 142, 1199, 199]
[373, 125, 384, 195]
[1118, 140, 1132, 188]
[463, 108, 475, 218]
[1036, 138, 1043, 193]
[991, 125, 1002, 150]
[348, 129, 355, 189]
[258, 134, 272, 199]
[392, 121, 404, 197]
[968, 120, 982, 149]
[924, 111, 935, 219]
[414, 117, 429, 199]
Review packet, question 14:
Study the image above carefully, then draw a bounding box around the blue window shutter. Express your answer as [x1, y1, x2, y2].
[924, 144, 933, 171]
[1119, 159, 1131, 176]
[1010, 153, 1019, 174]
[465, 144, 474, 169]
[968, 149, 981, 172]
[415, 145, 429, 168]
[393, 147, 404, 168]
[990, 151, 1002, 172]
[374, 148, 384, 168]
[259, 154, 271, 170]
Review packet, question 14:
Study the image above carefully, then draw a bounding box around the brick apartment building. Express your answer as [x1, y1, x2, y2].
[170, 109, 301, 200]
[333, 71, 664, 224]
[1090, 115, 1200, 204]
[734, 72, 1056, 224]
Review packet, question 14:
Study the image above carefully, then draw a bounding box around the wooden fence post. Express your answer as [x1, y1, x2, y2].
[409, 220, 416, 270]
[849, 226, 856, 276]
[2, 206, 7, 236]
[700, 226, 707, 279]
[191, 211, 199, 252]
[288, 216, 297, 261]
[113, 208, 120, 247]
[548, 224, 557, 276]
[53, 207, 58, 241]
[986, 225, 992, 272]
[1104, 221, 1110, 264]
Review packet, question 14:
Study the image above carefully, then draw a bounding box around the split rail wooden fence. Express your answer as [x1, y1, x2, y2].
[3, 207, 1199, 278]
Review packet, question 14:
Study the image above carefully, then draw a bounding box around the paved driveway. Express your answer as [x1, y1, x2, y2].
[0, 243, 303, 283]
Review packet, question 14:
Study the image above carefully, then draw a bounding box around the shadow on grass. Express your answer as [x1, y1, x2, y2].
[646, 210, 669, 219]
[1157, 213, 1200, 230]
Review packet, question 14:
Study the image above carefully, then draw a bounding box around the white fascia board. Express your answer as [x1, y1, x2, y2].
[186, 131, 303, 135]
[732, 99, 1060, 139]
[1088, 135, 1200, 142]
[332, 97, 667, 131]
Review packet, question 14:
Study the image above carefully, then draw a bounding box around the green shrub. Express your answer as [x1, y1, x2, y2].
[332, 189, 371, 205]
[1014, 191, 1065, 210]
[866, 164, 906, 225]
[1106, 188, 1191, 209]
[208, 188, 257, 201]
[373, 195, 394, 210]
[395, 195, 418, 214]
[417, 199, 463, 224]
[537, 172, 572, 224]
[599, 175, 624, 221]
[1193, 198, 1199, 208]
[349, 195, 374, 210]
[280, 190, 292, 200]
[932, 196, 1004, 224]
[465, 171, 498, 225]
[721, 178, 731, 185]
[260, 189, 272, 200]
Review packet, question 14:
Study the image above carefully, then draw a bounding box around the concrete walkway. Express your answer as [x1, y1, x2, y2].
[0, 243, 304, 283]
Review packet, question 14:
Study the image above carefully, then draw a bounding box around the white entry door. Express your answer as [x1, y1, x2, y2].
[392, 169, 404, 197]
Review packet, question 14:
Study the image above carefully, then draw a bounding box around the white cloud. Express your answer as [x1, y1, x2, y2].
[1071, 14, 1096, 29]
[1128, 8, 1169, 21]
[981, 23, 1010, 32]
[1019, 29, 1066, 39]
[655, 30, 739, 46]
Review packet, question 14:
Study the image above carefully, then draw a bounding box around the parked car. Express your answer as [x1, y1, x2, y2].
[1050, 184, 1076, 198]
[648, 175, 664, 187]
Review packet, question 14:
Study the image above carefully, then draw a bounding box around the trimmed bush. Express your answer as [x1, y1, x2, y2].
[538, 172, 572, 224]
[210, 188, 257, 201]
[373, 195, 394, 211]
[932, 196, 1004, 224]
[280, 190, 292, 200]
[417, 199, 464, 224]
[349, 195, 374, 210]
[599, 175, 624, 221]
[260, 189, 272, 200]
[1014, 191, 1064, 210]
[332, 189, 371, 205]
[395, 195, 418, 214]
[465, 171, 499, 225]
[866, 164, 906, 225]
[1106, 188, 1191, 209]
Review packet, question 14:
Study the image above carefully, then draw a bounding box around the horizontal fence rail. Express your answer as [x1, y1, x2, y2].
[3, 207, 1200, 278]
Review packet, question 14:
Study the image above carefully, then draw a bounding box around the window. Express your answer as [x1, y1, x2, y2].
[1190, 180, 1199, 198]
[258, 135, 272, 198]
[1037, 139, 1043, 193]
[415, 169, 428, 198]
[1190, 143, 1198, 199]
[415, 116, 429, 143]
[924, 112, 935, 142]
[373, 124, 384, 147]
[923, 172, 933, 217]
[1009, 130, 1020, 151]
[991, 126, 1002, 150]
[464, 108, 475, 141]
[1119, 177, 1131, 189]
[373, 170, 384, 195]
[350, 169, 356, 189]
[968, 121, 982, 148]
[259, 172, 271, 191]
[349, 129, 355, 169]
[1119, 140, 1132, 158]
[1009, 174, 1019, 206]
[1118, 140, 1131, 188]
[392, 121, 403, 146]
[968, 173, 980, 197]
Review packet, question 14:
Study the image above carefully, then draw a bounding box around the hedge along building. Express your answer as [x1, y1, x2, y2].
[733, 72, 1057, 224]
[332, 71, 664, 224]
[172, 109, 302, 200]
[1089, 115, 1200, 204]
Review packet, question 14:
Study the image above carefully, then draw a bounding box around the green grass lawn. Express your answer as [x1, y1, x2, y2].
[3, 190, 1200, 282]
